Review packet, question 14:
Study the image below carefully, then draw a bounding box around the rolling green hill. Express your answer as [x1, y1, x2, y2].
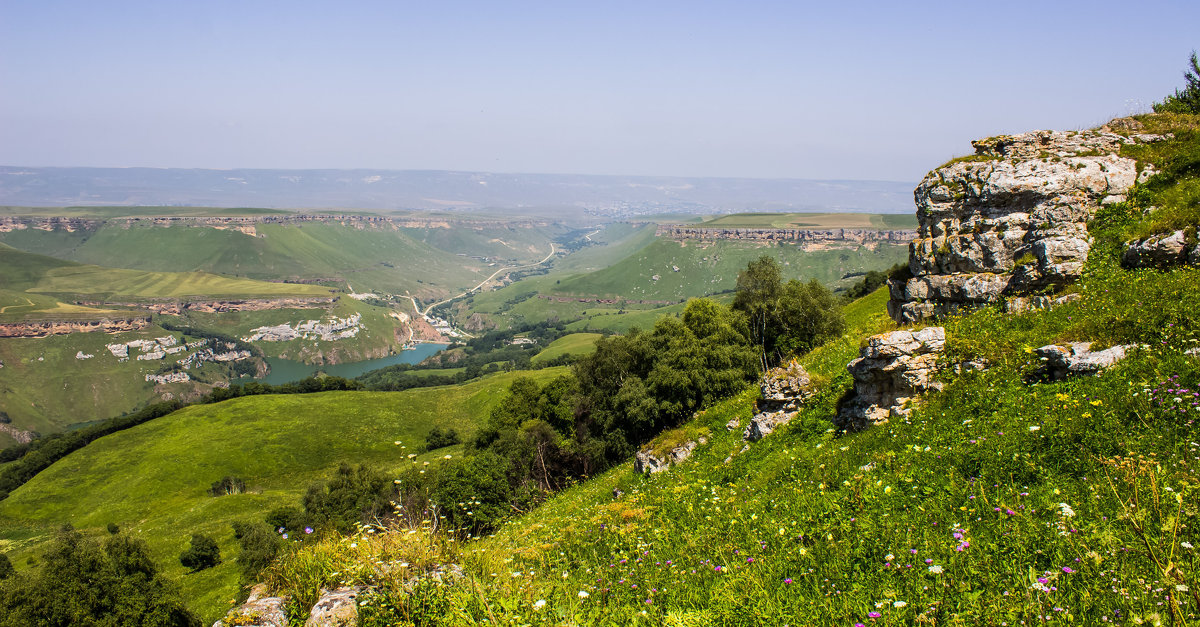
[0, 218, 564, 301]
[0, 244, 328, 317]
[529, 332, 602, 365]
[0, 368, 566, 621]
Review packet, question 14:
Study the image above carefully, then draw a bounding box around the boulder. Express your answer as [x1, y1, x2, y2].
[213, 584, 287, 627]
[305, 587, 360, 627]
[887, 125, 1163, 323]
[634, 437, 706, 474]
[835, 327, 945, 431]
[1122, 229, 1199, 269]
[744, 361, 814, 441]
[1035, 342, 1134, 380]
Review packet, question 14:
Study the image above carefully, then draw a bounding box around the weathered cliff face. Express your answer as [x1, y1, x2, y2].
[887, 126, 1165, 323]
[656, 226, 915, 246]
[0, 316, 151, 338]
[743, 361, 814, 441]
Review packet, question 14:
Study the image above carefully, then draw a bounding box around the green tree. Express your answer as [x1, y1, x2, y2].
[1154, 51, 1200, 114]
[732, 255, 783, 364]
[0, 527, 200, 626]
[178, 534, 220, 572]
[732, 257, 844, 367]
[302, 463, 391, 533]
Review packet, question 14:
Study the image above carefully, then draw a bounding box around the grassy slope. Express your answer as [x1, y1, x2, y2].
[0, 367, 565, 622]
[0, 244, 327, 314]
[550, 238, 908, 301]
[0, 220, 560, 300]
[530, 333, 602, 365]
[265, 114, 1200, 624]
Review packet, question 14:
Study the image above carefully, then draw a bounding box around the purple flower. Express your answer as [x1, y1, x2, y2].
[869, 611, 882, 618]
[304, 526, 314, 535]
[784, 578, 793, 584]
[746, 557, 754, 563]
[1062, 567, 1074, 573]
[282, 533, 288, 539]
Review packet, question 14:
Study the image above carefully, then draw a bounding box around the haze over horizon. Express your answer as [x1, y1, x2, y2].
[2, 0, 1197, 182]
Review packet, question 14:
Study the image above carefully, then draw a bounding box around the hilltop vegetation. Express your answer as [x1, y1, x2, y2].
[233, 112, 1200, 625]
[0, 368, 566, 621]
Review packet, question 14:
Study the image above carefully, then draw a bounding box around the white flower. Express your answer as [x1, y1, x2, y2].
[928, 565, 944, 574]
[1058, 503, 1076, 518]
[1029, 426, 1041, 431]
[578, 590, 590, 599]
[562, 572, 570, 579]
[894, 601, 908, 608]
[1176, 584, 1190, 592]
[885, 554, 895, 561]
[533, 599, 546, 610]
[1182, 541, 1194, 549]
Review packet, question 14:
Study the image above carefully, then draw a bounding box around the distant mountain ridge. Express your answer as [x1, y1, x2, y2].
[0, 166, 915, 215]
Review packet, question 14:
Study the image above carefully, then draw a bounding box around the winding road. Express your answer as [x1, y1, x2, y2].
[420, 243, 556, 316]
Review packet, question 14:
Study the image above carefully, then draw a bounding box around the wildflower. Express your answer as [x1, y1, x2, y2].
[1059, 503, 1076, 518]
[1029, 426, 1041, 431]
[533, 600, 546, 610]
[885, 553, 895, 561]
[869, 612, 882, 618]
[929, 564, 943, 574]
[1062, 567, 1074, 573]
[304, 527, 314, 535]
[578, 591, 590, 599]
[1176, 584, 1189, 592]
[1182, 541, 1194, 549]
[784, 578, 793, 584]
[894, 601, 907, 608]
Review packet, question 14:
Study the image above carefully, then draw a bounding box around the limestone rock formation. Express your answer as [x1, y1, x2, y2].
[744, 361, 814, 441]
[1035, 342, 1134, 380]
[888, 126, 1164, 323]
[305, 587, 360, 627]
[213, 584, 288, 627]
[634, 437, 706, 474]
[835, 327, 945, 431]
[1122, 229, 1200, 269]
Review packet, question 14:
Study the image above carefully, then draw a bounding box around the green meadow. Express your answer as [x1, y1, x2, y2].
[0, 367, 566, 622]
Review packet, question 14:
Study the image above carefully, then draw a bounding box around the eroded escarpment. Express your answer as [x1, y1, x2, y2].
[888, 126, 1165, 323]
[0, 316, 151, 338]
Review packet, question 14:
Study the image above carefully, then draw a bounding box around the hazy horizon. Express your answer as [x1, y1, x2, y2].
[2, 1, 1197, 181]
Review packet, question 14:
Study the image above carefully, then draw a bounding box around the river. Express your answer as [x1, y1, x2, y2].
[256, 342, 448, 385]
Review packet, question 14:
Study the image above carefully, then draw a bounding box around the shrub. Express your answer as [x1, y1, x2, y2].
[0, 527, 199, 626]
[106, 522, 120, 534]
[209, 476, 246, 496]
[232, 521, 280, 580]
[423, 426, 461, 451]
[0, 554, 12, 580]
[179, 533, 220, 572]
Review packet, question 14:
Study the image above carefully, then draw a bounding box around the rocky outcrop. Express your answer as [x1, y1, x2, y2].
[1035, 342, 1134, 380]
[305, 587, 360, 627]
[213, 584, 287, 627]
[836, 327, 945, 431]
[744, 361, 814, 441]
[1122, 228, 1199, 269]
[888, 125, 1165, 323]
[635, 437, 706, 474]
[129, 296, 336, 315]
[0, 423, 37, 444]
[656, 226, 915, 246]
[0, 316, 151, 338]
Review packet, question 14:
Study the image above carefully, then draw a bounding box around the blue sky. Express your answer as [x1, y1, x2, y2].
[1, 0, 1197, 181]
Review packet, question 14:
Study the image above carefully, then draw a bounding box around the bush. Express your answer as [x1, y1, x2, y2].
[423, 427, 461, 451]
[106, 522, 120, 535]
[209, 476, 246, 496]
[0, 527, 199, 626]
[232, 521, 280, 580]
[179, 533, 220, 572]
[0, 554, 12, 580]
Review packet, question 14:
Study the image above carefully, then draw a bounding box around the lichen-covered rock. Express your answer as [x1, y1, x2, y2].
[888, 126, 1164, 323]
[835, 327, 945, 431]
[744, 361, 814, 441]
[634, 437, 706, 474]
[1035, 342, 1134, 380]
[305, 587, 360, 627]
[213, 584, 287, 627]
[1122, 229, 1199, 269]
